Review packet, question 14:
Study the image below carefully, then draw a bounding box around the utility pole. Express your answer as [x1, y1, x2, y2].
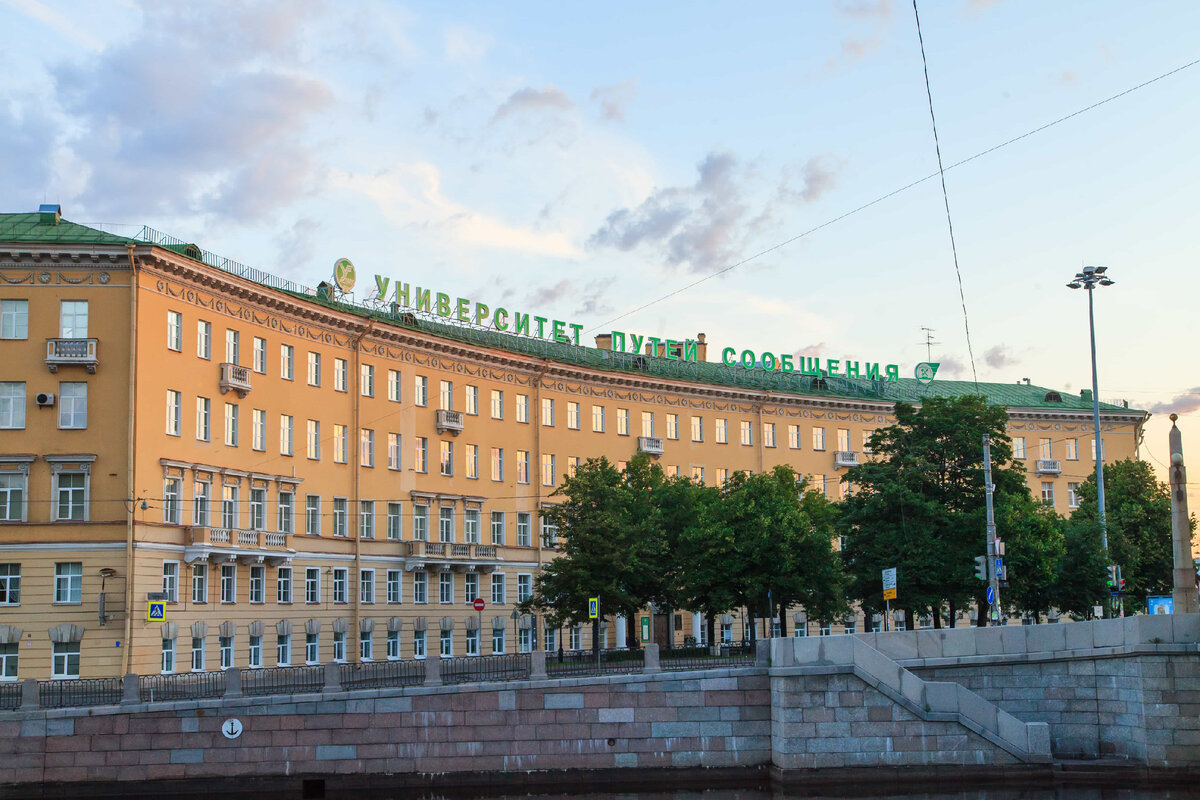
[982, 434, 1001, 625]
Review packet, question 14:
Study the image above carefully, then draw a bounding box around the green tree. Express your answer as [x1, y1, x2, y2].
[1050, 518, 1110, 617]
[996, 492, 1064, 619]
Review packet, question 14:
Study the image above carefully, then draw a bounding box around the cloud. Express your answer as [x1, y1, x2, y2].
[834, 0, 893, 19]
[938, 356, 967, 378]
[522, 277, 613, 319]
[1056, 70, 1081, 86]
[491, 85, 572, 124]
[273, 216, 322, 278]
[526, 279, 572, 306]
[827, 0, 893, 70]
[793, 343, 828, 359]
[983, 345, 1017, 369]
[444, 25, 492, 63]
[1146, 388, 1200, 416]
[4, 0, 105, 50]
[779, 155, 845, 204]
[590, 79, 638, 122]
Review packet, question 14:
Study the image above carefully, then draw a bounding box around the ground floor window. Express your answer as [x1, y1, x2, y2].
[439, 630, 452, 657]
[0, 643, 17, 680]
[413, 630, 426, 659]
[191, 637, 205, 671]
[492, 629, 505, 654]
[332, 632, 346, 662]
[161, 638, 176, 674]
[52, 642, 80, 679]
[219, 636, 233, 669]
[569, 626, 581, 651]
[248, 635, 262, 668]
[519, 628, 532, 653]
[721, 623, 733, 644]
[360, 631, 373, 661]
[306, 633, 319, 665]
[387, 631, 400, 660]
[465, 629, 479, 656]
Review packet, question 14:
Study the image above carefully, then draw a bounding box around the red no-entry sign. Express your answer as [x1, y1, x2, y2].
[473, 598, 486, 612]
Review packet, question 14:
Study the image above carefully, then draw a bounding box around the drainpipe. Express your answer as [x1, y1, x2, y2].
[350, 322, 374, 662]
[121, 245, 139, 675]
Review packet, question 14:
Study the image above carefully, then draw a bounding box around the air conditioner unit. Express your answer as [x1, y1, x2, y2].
[35, 392, 56, 407]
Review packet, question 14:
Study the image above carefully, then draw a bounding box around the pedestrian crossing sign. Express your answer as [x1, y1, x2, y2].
[588, 597, 599, 619]
[146, 601, 165, 621]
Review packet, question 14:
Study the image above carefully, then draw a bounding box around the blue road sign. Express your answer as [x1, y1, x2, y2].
[986, 585, 995, 605]
[146, 601, 165, 621]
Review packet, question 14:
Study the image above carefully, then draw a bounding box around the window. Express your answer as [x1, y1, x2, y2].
[277, 566, 292, 603]
[544, 626, 557, 653]
[413, 630, 427, 659]
[307, 420, 321, 460]
[485, 447, 503, 483]
[167, 310, 182, 351]
[307, 352, 321, 386]
[1040, 437, 1053, 460]
[740, 420, 753, 446]
[0, 473, 27, 522]
[280, 344, 294, 380]
[541, 516, 558, 548]
[811, 474, 827, 497]
[332, 632, 346, 662]
[220, 564, 236, 603]
[1068, 482, 1081, 509]
[277, 634, 291, 666]
[1091, 438, 1103, 460]
[52, 642, 80, 679]
[387, 569, 402, 603]
[415, 437, 428, 473]
[252, 337, 266, 374]
[361, 429, 375, 467]
[690, 416, 703, 443]
[248, 636, 263, 669]
[387, 502, 402, 540]
[305, 568, 320, 603]
[360, 363, 374, 397]
[492, 628, 506, 655]
[0, 383, 24, 429]
[360, 500, 375, 539]
[222, 402, 238, 446]
[570, 627, 581, 651]
[196, 397, 211, 441]
[617, 408, 629, 436]
[465, 385, 478, 415]
[307, 633, 320, 664]
[361, 631, 374, 661]
[334, 358, 348, 392]
[361, 569, 375, 603]
[413, 505, 428, 541]
[439, 380, 454, 411]
[333, 498, 348, 537]
[464, 573, 479, 602]
[280, 415, 294, 456]
[55, 562, 82, 603]
[220, 636, 233, 669]
[439, 572, 454, 604]
[542, 397, 555, 427]
[440, 629, 453, 658]
[465, 628, 479, 657]
[160, 638, 176, 674]
[249, 488, 266, 530]
[517, 574, 533, 603]
[277, 489, 293, 533]
[0, 564, 21, 605]
[517, 512, 531, 547]
[252, 409, 266, 451]
[60, 300, 88, 338]
[414, 375, 428, 406]
[388, 369, 401, 402]
[691, 466, 705, 484]
[837, 428, 850, 452]
[541, 454, 556, 487]
[716, 468, 729, 486]
[517, 450, 530, 484]
[641, 411, 654, 437]
[788, 424, 801, 449]
[515, 394, 529, 423]
[440, 440, 454, 476]
[191, 637, 206, 672]
[333, 568, 348, 603]
[1013, 437, 1026, 459]
[162, 561, 179, 602]
[0, 299, 28, 339]
[58, 382, 87, 429]
[763, 423, 776, 448]
[491, 389, 503, 419]
[592, 405, 605, 433]
[862, 430, 874, 454]
[439, 506, 454, 543]
[54, 472, 87, 521]
[812, 427, 826, 451]
[491, 573, 506, 604]
[519, 628, 533, 654]
[491, 511, 505, 545]
[1041, 481, 1055, 506]
[249, 565, 265, 603]
[225, 329, 239, 365]
[305, 494, 321, 535]
[162, 476, 182, 523]
[221, 485, 239, 529]
[388, 433, 402, 470]
[464, 508, 480, 543]
[1066, 438, 1079, 461]
[715, 418, 728, 444]
[666, 414, 678, 440]
[197, 320, 212, 359]
[567, 456, 579, 478]
[413, 571, 428, 604]
[333, 424, 348, 463]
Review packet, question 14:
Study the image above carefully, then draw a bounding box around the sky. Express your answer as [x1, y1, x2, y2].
[2, 0, 1198, 506]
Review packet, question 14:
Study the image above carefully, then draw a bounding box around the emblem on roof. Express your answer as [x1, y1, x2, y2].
[914, 362, 940, 385]
[333, 258, 356, 293]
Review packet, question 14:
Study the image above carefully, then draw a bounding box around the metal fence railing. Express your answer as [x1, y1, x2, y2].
[242, 665, 324, 697]
[339, 660, 424, 691]
[545, 648, 646, 678]
[0, 682, 21, 710]
[661, 644, 755, 671]
[139, 671, 225, 703]
[37, 677, 124, 709]
[440, 653, 531, 685]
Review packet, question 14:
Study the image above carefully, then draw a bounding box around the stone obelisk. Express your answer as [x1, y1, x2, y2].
[1169, 414, 1199, 614]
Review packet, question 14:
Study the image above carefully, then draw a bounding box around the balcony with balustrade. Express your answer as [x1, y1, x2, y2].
[45, 338, 98, 373]
[185, 526, 293, 565]
[637, 436, 664, 456]
[219, 362, 252, 398]
[405, 539, 500, 572]
[436, 409, 464, 435]
[1035, 459, 1062, 476]
[834, 451, 859, 469]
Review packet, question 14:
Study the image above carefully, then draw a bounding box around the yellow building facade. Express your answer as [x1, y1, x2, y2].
[0, 209, 1148, 679]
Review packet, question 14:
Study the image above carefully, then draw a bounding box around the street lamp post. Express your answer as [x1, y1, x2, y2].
[1067, 266, 1115, 551]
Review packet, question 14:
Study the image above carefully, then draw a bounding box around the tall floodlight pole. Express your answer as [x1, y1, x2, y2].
[1067, 266, 1115, 551]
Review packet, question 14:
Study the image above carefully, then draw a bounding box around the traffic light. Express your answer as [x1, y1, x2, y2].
[974, 556, 988, 581]
[1106, 565, 1118, 589]
[1117, 565, 1126, 592]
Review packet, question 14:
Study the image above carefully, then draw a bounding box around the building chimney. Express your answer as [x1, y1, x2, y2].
[594, 333, 613, 351]
[695, 333, 707, 362]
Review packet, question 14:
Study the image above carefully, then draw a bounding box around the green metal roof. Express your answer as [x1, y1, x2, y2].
[0, 212, 1142, 415]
